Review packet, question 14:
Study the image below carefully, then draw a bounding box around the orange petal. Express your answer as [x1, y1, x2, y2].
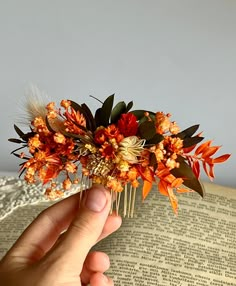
[142, 168, 154, 200]
[209, 164, 215, 179]
[43, 165, 60, 184]
[195, 140, 212, 155]
[142, 179, 153, 200]
[192, 160, 200, 178]
[176, 188, 192, 193]
[167, 187, 178, 215]
[171, 177, 184, 188]
[158, 180, 169, 196]
[213, 154, 231, 163]
[202, 162, 214, 181]
[183, 145, 196, 153]
[202, 146, 221, 159]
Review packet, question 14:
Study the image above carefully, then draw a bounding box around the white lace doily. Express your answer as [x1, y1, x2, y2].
[0, 176, 84, 221]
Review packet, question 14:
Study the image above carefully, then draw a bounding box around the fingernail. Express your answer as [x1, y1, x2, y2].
[85, 186, 107, 212]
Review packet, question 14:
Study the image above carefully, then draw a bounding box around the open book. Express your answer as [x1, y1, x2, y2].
[0, 178, 235, 285]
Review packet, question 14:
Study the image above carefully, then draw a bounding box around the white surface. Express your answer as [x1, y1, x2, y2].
[0, 1, 235, 187]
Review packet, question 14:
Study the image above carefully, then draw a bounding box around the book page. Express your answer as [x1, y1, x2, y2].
[0, 182, 235, 285]
[0, 203, 52, 258]
[94, 182, 236, 285]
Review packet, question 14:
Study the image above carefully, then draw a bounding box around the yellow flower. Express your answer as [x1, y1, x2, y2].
[118, 159, 130, 171]
[119, 136, 145, 163]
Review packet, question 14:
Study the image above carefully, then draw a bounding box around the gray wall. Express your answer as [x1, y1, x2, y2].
[1, 1, 235, 187]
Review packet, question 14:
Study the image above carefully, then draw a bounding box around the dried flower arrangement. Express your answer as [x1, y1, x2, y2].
[9, 89, 230, 217]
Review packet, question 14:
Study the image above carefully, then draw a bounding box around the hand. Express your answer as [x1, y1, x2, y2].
[0, 184, 122, 285]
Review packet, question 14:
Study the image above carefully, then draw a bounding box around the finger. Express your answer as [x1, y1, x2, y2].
[42, 185, 111, 271]
[90, 272, 114, 286]
[81, 251, 110, 284]
[5, 192, 82, 262]
[5, 194, 121, 265]
[98, 212, 122, 241]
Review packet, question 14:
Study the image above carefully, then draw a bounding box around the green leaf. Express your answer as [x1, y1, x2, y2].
[8, 138, 24, 144]
[10, 145, 27, 154]
[70, 100, 82, 112]
[99, 94, 114, 127]
[147, 133, 164, 145]
[14, 125, 25, 139]
[126, 101, 133, 112]
[95, 107, 102, 127]
[111, 101, 127, 123]
[21, 131, 35, 141]
[170, 156, 204, 197]
[139, 121, 156, 140]
[131, 110, 155, 120]
[81, 103, 96, 131]
[149, 153, 158, 171]
[183, 136, 204, 148]
[177, 124, 200, 139]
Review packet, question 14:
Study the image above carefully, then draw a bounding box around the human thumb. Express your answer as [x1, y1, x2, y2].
[43, 184, 111, 272]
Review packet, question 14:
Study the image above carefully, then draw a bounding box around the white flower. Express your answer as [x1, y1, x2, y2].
[119, 136, 145, 163]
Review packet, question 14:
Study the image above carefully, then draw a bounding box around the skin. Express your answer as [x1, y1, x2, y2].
[0, 185, 122, 286]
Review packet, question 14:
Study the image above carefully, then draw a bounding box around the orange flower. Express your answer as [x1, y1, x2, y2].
[46, 102, 55, 111]
[63, 178, 72, 190]
[60, 99, 71, 109]
[155, 112, 171, 134]
[106, 177, 123, 192]
[64, 108, 86, 134]
[105, 124, 120, 139]
[28, 134, 42, 153]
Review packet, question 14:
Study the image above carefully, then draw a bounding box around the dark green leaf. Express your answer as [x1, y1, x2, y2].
[70, 100, 81, 112]
[149, 153, 158, 171]
[99, 94, 114, 126]
[8, 138, 24, 144]
[95, 107, 102, 127]
[170, 156, 204, 197]
[21, 131, 35, 141]
[183, 136, 204, 148]
[14, 125, 25, 139]
[147, 133, 164, 145]
[81, 103, 96, 131]
[177, 124, 200, 139]
[111, 101, 127, 123]
[139, 121, 156, 140]
[10, 145, 27, 154]
[126, 101, 133, 112]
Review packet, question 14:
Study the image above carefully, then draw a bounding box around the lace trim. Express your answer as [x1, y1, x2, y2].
[0, 176, 83, 221]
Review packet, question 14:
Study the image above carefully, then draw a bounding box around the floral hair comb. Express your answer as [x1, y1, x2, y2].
[9, 89, 230, 217]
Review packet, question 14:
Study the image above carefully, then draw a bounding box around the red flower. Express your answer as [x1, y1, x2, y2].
[117, 113, 138, 137]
